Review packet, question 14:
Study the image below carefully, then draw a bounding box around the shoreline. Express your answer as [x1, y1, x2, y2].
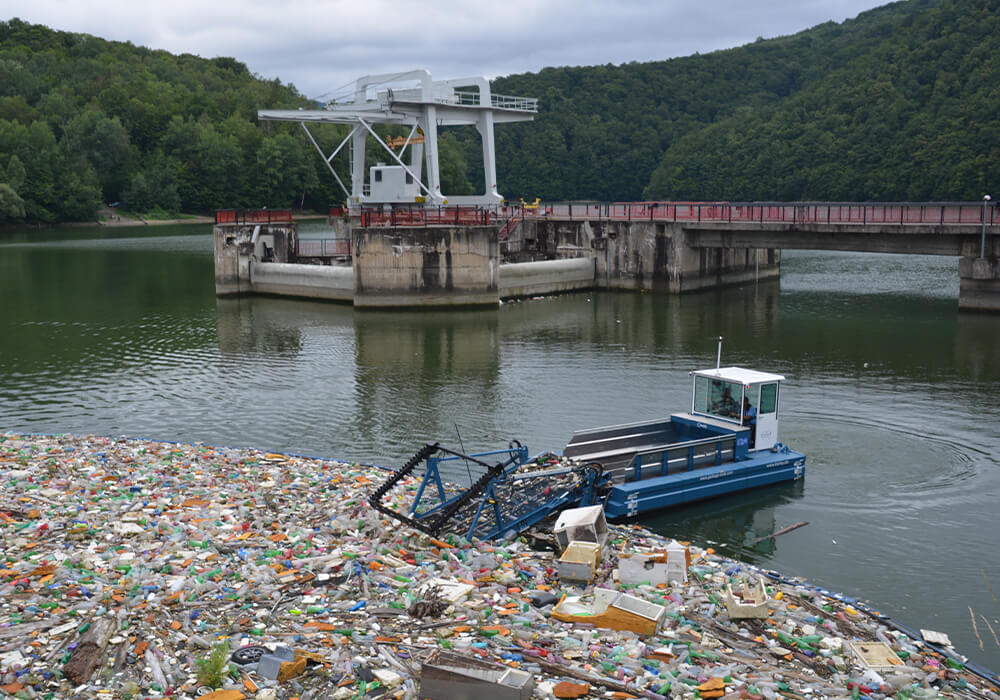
[2, 211, 328, 232]
[1, 431, 996, 699]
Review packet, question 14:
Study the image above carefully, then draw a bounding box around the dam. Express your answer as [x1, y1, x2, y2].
[213, 199, 998, 310]
[217, 71, 998, 310]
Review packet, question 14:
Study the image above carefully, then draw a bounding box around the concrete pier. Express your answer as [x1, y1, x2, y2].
[353, 226, 498, 308]
[958, 256, 1000, 311]
[511, 219, 781, 293]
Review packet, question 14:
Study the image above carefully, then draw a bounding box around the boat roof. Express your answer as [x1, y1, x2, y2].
[690, 366, 786, 384]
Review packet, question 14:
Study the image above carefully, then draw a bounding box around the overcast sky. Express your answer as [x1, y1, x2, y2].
[4, 1, 889, 101]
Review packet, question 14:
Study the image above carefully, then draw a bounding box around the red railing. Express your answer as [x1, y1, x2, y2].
[215, 209, 294, 224]
[532, 201, 997, 226]
[219, 202, 996, 228]
[359, 206, 495, 227]
[498, 213, 524, 241]
[296, 239, 351, 257]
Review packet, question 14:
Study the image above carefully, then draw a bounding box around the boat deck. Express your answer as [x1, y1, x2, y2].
[563, 413, 744, 483]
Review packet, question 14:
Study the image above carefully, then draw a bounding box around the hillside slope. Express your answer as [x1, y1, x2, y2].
[643, 0, 1000, 201]
[486, 0, 997, 203]
[0, 18, 334, 223]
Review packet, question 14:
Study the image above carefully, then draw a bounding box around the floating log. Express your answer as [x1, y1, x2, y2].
[63, 618, 114, 684]
[748, 521, 809, 546]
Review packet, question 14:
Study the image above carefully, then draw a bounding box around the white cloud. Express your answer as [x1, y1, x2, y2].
[2, 0, 888, 99]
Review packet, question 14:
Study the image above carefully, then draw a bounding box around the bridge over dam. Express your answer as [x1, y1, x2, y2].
[213, 200, 1000, 311]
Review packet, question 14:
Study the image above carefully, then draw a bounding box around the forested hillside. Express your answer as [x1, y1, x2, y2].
[642, 0, 1000, 201]
[2, 0, 997, 224]
[0, 19, 339, 224]
[488, 0, 998, 203]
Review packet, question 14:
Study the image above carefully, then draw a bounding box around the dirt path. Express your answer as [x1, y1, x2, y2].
[98, 208, 213, 226]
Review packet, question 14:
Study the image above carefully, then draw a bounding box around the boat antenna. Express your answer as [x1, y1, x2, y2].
[716, 336, 723, 370]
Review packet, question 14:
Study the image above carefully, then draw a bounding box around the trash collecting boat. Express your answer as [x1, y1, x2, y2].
[370, 362, 806, 539]
[564, 365, 806, 519]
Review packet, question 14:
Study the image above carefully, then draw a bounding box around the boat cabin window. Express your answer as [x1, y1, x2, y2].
[693, 376, 743, 421]
[759, 382, 778, 414]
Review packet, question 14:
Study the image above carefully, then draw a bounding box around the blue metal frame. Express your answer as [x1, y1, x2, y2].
[462, 463, 605, 541]
[408, 446, 529, 521]
[394, 443, 607, 541]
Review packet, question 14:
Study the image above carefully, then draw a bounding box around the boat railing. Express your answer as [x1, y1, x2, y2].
[624, 433, 737, 482]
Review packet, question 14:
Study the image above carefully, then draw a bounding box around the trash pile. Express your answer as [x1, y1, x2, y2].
[1, 432, 997, 700]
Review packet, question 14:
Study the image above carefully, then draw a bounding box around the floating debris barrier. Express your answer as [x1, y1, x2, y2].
[1, 432, 998, 699]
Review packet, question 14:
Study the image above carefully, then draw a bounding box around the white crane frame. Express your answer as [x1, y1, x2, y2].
[258, 69, 537, 210]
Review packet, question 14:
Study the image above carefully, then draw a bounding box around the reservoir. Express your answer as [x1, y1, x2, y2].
[2, 223, 999, 670]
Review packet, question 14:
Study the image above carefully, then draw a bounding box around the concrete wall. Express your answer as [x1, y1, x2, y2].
[353, 226, 499, 308]
[512, 220, 780, 293]
[215, 223, 298, 296]
[250, 261, 353, 302]
[687, 222, 987, 256]
[499, 258, 595, 298]
[219, 218, 781, 305]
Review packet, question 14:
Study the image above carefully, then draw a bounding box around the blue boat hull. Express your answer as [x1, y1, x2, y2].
[603, 449, 806, 519]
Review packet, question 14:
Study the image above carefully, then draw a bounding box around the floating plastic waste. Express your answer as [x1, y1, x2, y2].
[0, 432, 997, 699]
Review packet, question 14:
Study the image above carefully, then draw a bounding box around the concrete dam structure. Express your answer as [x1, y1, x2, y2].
[214, 200, 999, 310]
[213, 213, 779, 308]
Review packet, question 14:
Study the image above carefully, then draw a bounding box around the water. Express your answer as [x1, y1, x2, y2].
[2, 223, 1000, 670]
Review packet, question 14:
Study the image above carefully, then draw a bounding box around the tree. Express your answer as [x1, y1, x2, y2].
[61, 109, 132, 202]
[5, 154, 25, 191]
[59, 169, 102, 221]
[255, 132, 317, 208]
[0, 182, 25, 222]
[123, 172, 152, 211]
[438, 132, 473, 196]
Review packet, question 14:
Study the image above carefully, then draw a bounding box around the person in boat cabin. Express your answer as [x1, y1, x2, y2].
[714, 387, 738, 417]
[742, 397, 757, 447]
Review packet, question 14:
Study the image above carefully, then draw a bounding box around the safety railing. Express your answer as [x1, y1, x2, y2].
[625, 434, 737, 483]
[215, 209, 293, 225]
[490, 93, 539, 112]
[343, 201, 997, 229]
[432, 90, 539, 112]
[359, 206, 496, 227]
[534, 201, 997, 226]
[296, 239, 351, 257]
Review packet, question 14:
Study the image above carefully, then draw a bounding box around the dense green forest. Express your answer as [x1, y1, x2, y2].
[487, 0, 999, 202]
[1, 0, 998, 224]
[0, 18, 335, 223]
